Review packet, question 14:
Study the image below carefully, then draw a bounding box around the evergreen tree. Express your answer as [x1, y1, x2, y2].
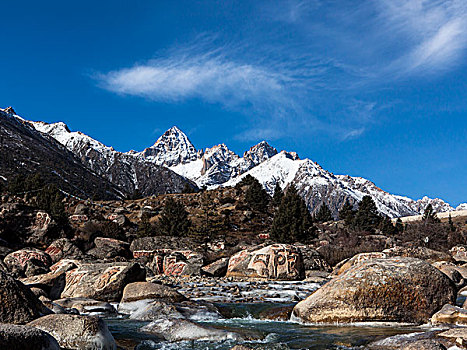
[422, 204, 440, 224]
[353, 195, 381, 232]
[137, 212, 153, 237]
[191, 192, 224, 246]
[36, 184, 68, 226]
[7, 174, 26, 194]
[448, 214, 456, 232]
[158, 197, 191, 237]
[272, 182, 283, 207]
[314, 203, 333, 223]
[236, 174, 257, 189]
[270, 185, 315, 243]
[379, 215, 397, 235]
[395, 218, 404, 234]
[339, 199, 355, 226]
[244, 177, 270, 212]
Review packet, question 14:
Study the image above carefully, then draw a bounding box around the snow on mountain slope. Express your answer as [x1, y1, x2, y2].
[409, 196, 454, 214]
[29, 120, 193, 196]
[24, 115, 461, 218]
[136, 126, 199, 167]
[168, 140, 279, 188]
[222, 151, 306, 192]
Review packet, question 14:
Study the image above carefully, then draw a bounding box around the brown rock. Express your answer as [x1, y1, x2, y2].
[293, 257, 456, 324]
[4, 248, 52, 274]
[334, 252, 387, 275]
[431, 304, 467, 325]
[21, 270, 67, 300]
[202, 257, 229, 277]
[61, 262, 145, 301]
[87, 237, 130, 259]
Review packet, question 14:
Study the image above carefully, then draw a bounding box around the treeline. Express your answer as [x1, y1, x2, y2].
[2, 173, 68, 225]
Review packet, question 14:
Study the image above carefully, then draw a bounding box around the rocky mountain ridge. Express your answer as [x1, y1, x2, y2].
[6, 107, 464, 218]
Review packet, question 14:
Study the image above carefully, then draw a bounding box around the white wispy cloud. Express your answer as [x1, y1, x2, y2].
[95, 0, 467, 142]
[377, 0, 467, 75]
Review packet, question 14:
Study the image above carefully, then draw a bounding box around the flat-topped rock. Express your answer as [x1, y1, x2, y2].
[121, 281, 185, 303]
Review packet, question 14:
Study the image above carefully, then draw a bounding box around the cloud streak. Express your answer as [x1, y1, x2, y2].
[95, 0, 467, 141]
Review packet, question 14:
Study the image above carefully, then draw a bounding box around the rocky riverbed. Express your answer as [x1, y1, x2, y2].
[2, 232, 467, 349]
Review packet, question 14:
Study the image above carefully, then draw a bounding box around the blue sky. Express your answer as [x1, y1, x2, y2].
[1, 0, 466, 205]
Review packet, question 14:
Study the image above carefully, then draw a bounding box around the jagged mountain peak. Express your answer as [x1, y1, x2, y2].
[243, 141, 278, 164]
[1, 106, 16, 115]
[139, 126, 198, 167]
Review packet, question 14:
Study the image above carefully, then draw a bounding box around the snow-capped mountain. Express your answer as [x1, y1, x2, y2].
[30, 120, 194, 197]
[0, 108, 122, 199]
[17, 108, 461, 218]
[136, 126, 199, 167]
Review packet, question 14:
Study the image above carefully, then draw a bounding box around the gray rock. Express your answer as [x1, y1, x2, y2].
[87, 237, 130, 259]
[140, 317, 241, 342]
[121, 281, 185, 303]
[202, 257, 229, 277]
[28, 314, 116, 350]
[0, 270, 48, 324]
[0, 323, 60, 350]
[53, 298, 116, 316]
[4, 248, 52, 275]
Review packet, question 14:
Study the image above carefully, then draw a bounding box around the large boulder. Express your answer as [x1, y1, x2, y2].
[226, 244, 305, 280]
[45, 238, 83, 264]
[0, 270, 48, 324]
[121, 282, 185, 303]
[202, 257, 229, 277]
[28, 314, 116, 350]
[292, 257, 456, 324]
[437, 328, 467, 347]
[433, 261, 467, 289]
[0, 323, 60, 350]
[61, 262, 145, 301]
[4, 248, 52, 275]
[87, 237, 131, 260]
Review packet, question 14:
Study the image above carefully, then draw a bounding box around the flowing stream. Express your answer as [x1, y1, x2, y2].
[106, 302, 426, 350]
